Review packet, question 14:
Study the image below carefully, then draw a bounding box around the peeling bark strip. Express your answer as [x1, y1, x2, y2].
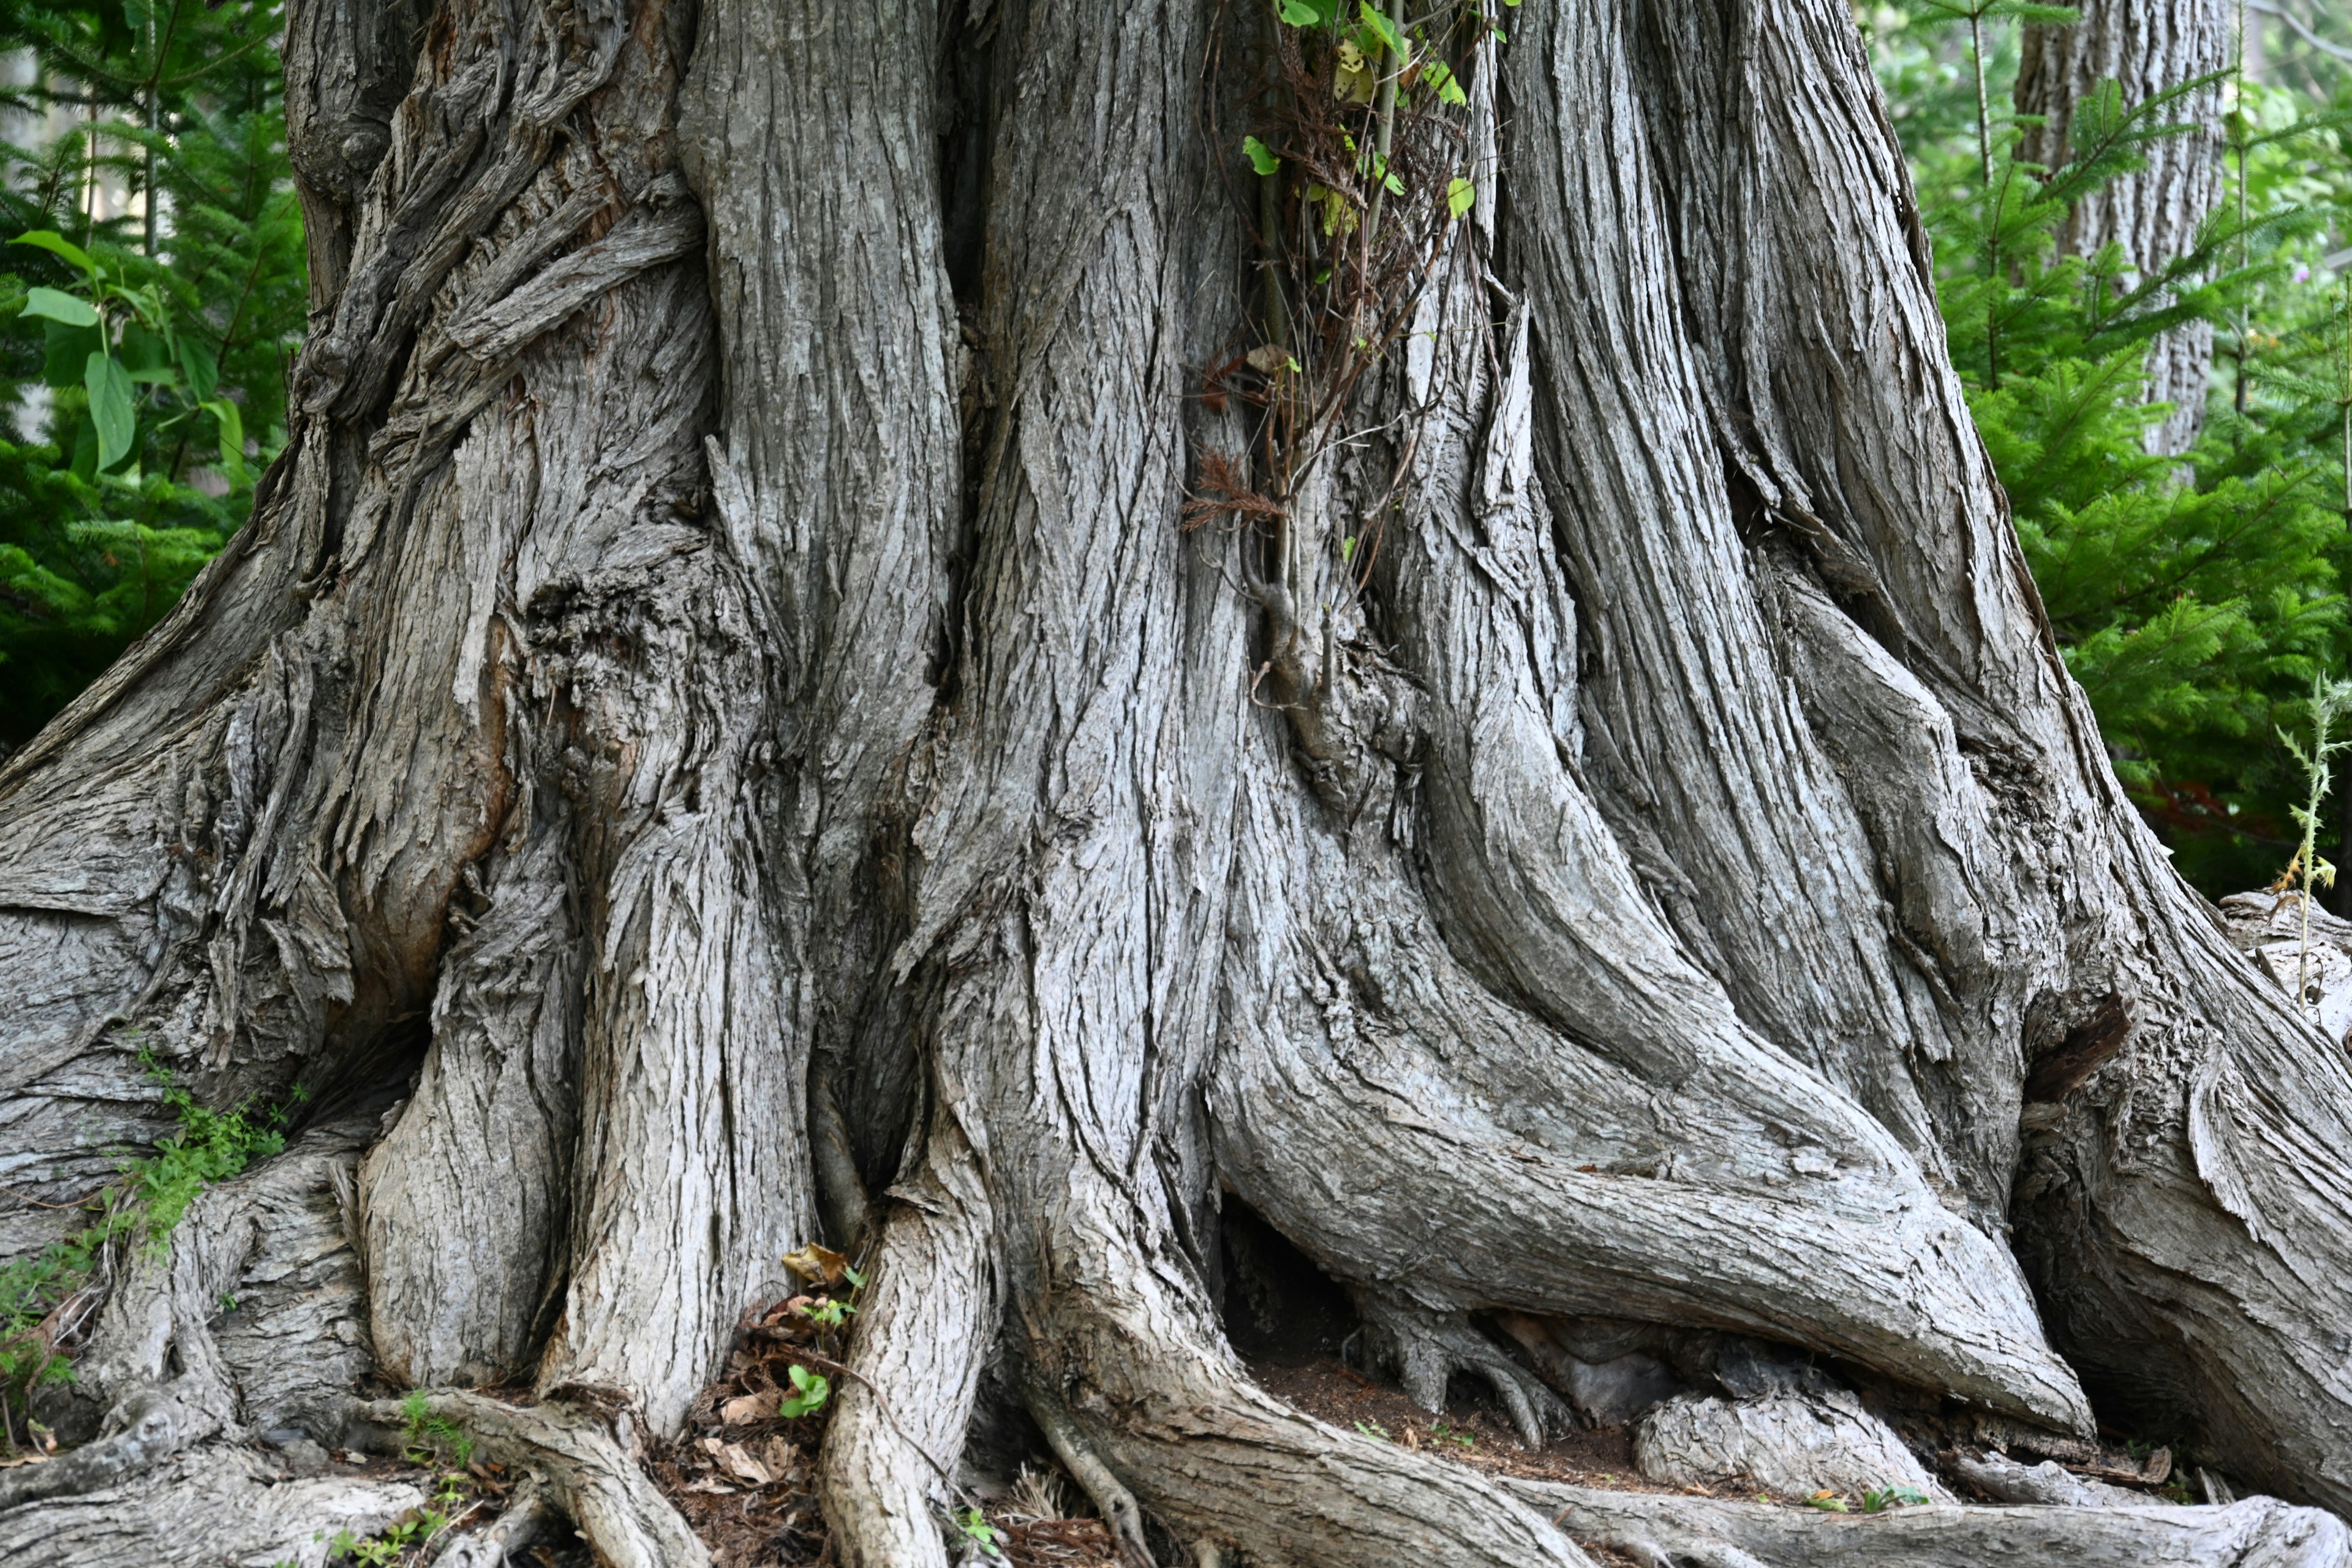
[7, 0, 2352, 1562]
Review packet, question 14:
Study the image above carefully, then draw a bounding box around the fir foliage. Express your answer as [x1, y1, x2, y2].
[0, 1, 300, 751]
[1867, 1, 2352, 895]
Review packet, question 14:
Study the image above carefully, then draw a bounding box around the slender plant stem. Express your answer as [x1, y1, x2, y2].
[1365, 0, 1408, 246]
[1969, 8, 2001, 386]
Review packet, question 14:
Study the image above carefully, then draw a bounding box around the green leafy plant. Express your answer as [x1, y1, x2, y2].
[1427, 1420, 1476, 1448]
[0, 1, 303, 752]
[398, 1391, 477, 1468]
[0, 1046, 293, 1449]
[779, 1363, 830, 1419]
[1861, 1486, 1932, 1512]
[948, 1505, 1005, 1559]
[326, 1509, 451, 1568]
[793, 1295, 853, 1328]
[2277, 674, 2352, 1011]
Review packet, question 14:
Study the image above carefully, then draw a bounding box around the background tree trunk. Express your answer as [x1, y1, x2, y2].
[2016, 0, 2231, 453]
[4, 0, 2352, 1563]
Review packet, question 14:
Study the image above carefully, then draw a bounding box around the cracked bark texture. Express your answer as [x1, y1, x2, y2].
[6, 0, 2352, 1562]
[2016, 0, 2230, 453]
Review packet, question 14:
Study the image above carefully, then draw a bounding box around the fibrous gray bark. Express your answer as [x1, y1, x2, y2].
[7, 0, 2352, 1562]
[1515, 1477, 2351, 1568]
[1634, 1391, 1954, 1502]
[2016, 0, 2230, 452]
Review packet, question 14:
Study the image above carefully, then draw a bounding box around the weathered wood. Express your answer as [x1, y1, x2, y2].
[1509, 1478, 2351, 1568]
[0, 1446, 423, 1568]
[1634, 1392, 1953, 1502]
[9, 0, 2352, 1561]
[353, 1392, 710, 1568]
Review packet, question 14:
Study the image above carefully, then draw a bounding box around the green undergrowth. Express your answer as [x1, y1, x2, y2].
[0, 1044, 295, 1449]
[1868, 0, 2352, 894]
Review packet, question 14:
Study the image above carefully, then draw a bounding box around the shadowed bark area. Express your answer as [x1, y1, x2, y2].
[5, 0, 2352, 1562]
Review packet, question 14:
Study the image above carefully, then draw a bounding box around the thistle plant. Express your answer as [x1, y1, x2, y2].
[2279, 674, 2352, 1019]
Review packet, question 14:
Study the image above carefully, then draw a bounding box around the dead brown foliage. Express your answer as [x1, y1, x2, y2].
[646, 1289, 842, 1566]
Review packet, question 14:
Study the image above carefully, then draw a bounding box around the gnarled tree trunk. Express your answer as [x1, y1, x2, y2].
[2016, 0, 2230, 452]
[5, 0, 2352, 1563]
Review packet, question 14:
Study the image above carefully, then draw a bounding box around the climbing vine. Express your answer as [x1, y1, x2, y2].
[1191, 0, 1504, 729]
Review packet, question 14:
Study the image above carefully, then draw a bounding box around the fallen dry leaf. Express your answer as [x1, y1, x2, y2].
[721, 1386, 783, 1424]
[717, 1441, 775, 1487]
[779, 1243, 848, 1289]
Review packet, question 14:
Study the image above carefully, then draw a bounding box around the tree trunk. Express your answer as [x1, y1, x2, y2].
[6, 0, 2352, 1563]
[2016, 0, 2230, 453]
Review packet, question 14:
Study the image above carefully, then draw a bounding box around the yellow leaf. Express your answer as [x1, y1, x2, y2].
[780, 1242, 849, 1287]
[1335, 40, 1375, 104]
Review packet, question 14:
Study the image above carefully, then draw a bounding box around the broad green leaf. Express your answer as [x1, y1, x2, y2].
[21, 286, 96, 327]
[11, 228, 96, 276]
[204, 398, 246, 479]
[179, 339, 218, 401]
[1447, 176, 1476, 219]
[1277, 0, 1319, 23]
[86, 352, 135, 470]
[1359, 1, 1406, 59]
[1243, 135, 1281, 176]
[42, 318, 100, 388]
[1424, 60, 1468, 107]
[119, 321, 169, 374]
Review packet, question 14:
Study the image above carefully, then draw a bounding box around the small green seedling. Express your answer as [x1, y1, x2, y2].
[795, 1295, 853, 1328]
[780, 1363, 830, 1418]
[1428, 1420, 1476, 1449]
[1861, 1487, 1929, 1513]
[951, 1506, 1005, 1558]
[399, 1392, 476, 1467]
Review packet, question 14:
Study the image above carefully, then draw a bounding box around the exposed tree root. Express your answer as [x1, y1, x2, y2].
[20, 1118, 374, 1504]
[1632, 1392, 1950, 1502]
[355, 1392, 708, 1568]
[0, 1444, 424, 1568]
[1349, 1293, 1573, 1449]
[435, 1473, 561, 1567]
[1213, 735, 2091, 1432]
[1507, 1477, 2351, 1568]
[1027, 1385, 1155, 1568]
[0, 1377, 223, 1512]
[818, 1109, 995, 1568]
[1948, 1449, 2149, 1507]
